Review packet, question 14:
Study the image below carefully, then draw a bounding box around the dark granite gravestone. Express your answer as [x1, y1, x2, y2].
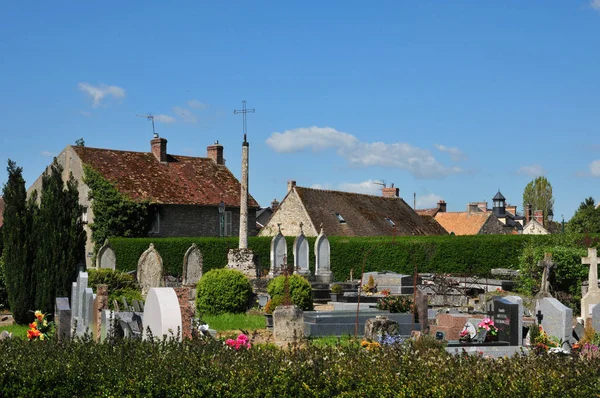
[473, 328, 488, 343]
[491, 297, 520, 346]
[55, 297, 71, 341]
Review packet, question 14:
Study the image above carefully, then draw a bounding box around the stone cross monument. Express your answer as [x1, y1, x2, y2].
[227, 100, 258, 278]
[535, 253, 555, 299]
[582, 248, 600, 321]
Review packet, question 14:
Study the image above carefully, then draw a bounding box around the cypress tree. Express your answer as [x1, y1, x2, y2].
[2, 160, 36, 323]
[33, 160, 85, 314]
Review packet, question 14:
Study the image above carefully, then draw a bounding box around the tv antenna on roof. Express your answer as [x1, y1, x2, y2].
[136, 114, 157, 138]
[373, 180, 386, 188]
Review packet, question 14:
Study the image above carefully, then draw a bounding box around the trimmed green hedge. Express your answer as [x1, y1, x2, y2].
[110, 234, 600, 280]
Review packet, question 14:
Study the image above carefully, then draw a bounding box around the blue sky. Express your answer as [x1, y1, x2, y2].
[1, 1, 599, 221]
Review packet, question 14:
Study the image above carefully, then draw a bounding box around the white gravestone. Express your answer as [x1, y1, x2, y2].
[269, 225, 287, 278]
[591, 304, 600, 333]
[71, 271, 91, 336]
[142, 288, 182, 341]
[96, 240, 116, 270]
[536, 297, 573, 349]
[182, 243, 203, 286]
[293, 229, 310, 278]
[137, 243, 165, 297]
[581, 248, 600, 321]
[314, 228, 333, 283]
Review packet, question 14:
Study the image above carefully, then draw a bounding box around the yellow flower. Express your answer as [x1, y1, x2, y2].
[43, 320, 48, 327]
[39, 334, 45, 341]
[34, 310, 43, 321]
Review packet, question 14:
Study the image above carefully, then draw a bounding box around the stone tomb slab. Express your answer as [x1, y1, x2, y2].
[54, 297, 71, 341]
[363, 271, 418, 295]
[143, 288, 182, 341]
[303, 311, 419, 337]
[489, 297, 520, 346]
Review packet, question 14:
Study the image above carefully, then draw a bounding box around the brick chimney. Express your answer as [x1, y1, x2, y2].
[506, 205, 517, 216]
[382, 183, 400, 198]
[525, 204, 532, 223]
[207, 141, 224, 165]
[437, 200, 447, 213]
[151, 137, 168, 163]
[533, 210, 543, 225]
[271, 198, 280, 210]
[287, 180, 296, 193]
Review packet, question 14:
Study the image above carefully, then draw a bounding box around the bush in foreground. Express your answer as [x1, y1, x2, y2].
[267, 274, 313, 311]
[196, 269, 252, 316]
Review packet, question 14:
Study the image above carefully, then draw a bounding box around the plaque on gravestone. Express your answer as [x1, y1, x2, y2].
[435, 331, 445, 340]
[473, 328, 488, 343]
[492, 297, 519, 345]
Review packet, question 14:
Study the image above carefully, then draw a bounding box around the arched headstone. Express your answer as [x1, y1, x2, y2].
[137, 243, 164, 297]
[96, 240, 116, 270]
[314, 227, 333, 283]
[182, 244, 203, 286]
[293, 229, 310, 278]
[269, 224, 287, 278]
[143, 287, 182, 341]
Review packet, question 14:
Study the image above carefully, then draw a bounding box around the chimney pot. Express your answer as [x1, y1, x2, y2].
[271, 198, 280, 210]
[534, 210, 543, 225]
[437, 200, 447, 212]
[151, 137, 168, 163]
[382, 187, 400, 198]
[287, 180, 296, 193]
[207, 142, 224, 165]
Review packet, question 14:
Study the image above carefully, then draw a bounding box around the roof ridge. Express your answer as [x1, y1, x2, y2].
[74, 146, 210, 160]
[296, 185, 395, 199]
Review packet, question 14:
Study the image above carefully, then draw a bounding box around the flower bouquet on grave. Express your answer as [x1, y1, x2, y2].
[477, 318, 498, 342]
[27, 310, 54, 341]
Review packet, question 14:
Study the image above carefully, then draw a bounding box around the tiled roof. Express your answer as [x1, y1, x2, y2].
[72, 146, 259, 208]
[0, 197, 4, 228]
[416, 208, 439, 217]
[295, 187, 447, 236]
[434, 212, 491, 235]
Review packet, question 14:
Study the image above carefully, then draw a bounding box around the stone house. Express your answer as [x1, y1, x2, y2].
[433, 191, 523, 235]
[258, 181, 447, 237]
[28, 137, 259, 266]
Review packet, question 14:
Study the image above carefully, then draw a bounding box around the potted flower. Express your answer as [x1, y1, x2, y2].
[330, 284, 343, 302]
[477, 318, 498, 342]
[263, 296, 282, 329]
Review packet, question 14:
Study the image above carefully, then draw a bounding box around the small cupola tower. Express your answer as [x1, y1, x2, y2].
[492, 191, 506, 217]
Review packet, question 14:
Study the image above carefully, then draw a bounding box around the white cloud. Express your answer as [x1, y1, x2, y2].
[78, 82, 125, 108]
[40, 150, 56, 157]
[590, 160, 600, 177]
[591, 0, 600, 11]
[154, 114, 176, 123]
[267, 126, 462, 179]
[517, 164, 546, 178]
[416, 193, 443, 209]
[173, 106, 197, 123]
[434, 144, 467, 161]
[79, 111, 91, 117]
[187, 99, 208, 110]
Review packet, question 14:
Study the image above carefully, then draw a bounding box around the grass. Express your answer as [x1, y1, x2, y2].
[307, 334, 358, 347]
[201, 313, 266, 332]
[0, 323, 29, 338]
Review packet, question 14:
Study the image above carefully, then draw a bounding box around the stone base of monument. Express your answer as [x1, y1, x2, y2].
[364, 316, 400, 341]
[582, 291, 600, 321]
[315, 272, 333, 284]
[227, 248, 258, 279]
[273, 305, 304, 345]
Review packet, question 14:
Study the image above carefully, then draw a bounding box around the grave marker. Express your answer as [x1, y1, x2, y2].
[581, 248, 600, 321]
[96, 240, 116, 270]
[269, 224, 287, 278]
[293, 224, 310, 278]
[314, 227, 333, 283]
[142, 288, 182, 341]
[182, 243, 203, 286]
[137, 243, 165, 296]
[537, 297, 573, 349]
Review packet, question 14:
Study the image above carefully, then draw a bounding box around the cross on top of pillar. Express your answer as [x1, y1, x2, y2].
[583, 248, 599, 293]
[233, 100, 255, 143]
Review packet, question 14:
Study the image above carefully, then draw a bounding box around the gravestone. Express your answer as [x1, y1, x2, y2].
[137, 243, 165, 297]
[503, 296, 524, 346]
[364, 316, 400, 341]
[182, 243, 203, 287]
[574, 321, 585, 342]
[581, 248, 600, 321]
[293, 226, 310, 278]
[96, 240, 116, 270]
[70, 271, 94, 337]
[534, 253, 555, 299]
[489, 296, 520, 346]
[143, 288, 182, 341]
[591, 304, 600, 333]
[537, 297, 573, 348]
[314, 227, 333, 283]
[55, 297, 71, 341]
[362, 271, 416, 295]
[273, 305, 304, 345]
[269, 225, 287, 278]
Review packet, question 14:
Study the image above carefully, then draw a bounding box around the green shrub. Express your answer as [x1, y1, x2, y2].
[88, 268, 142, 310]
[267, 275, 314, 311]
[196, 269, 252, 316]
[330, 284, 342, 294]
[0, 256, 7, 310]
[376, 295, 413, 313]
[264, 296, 283, 314]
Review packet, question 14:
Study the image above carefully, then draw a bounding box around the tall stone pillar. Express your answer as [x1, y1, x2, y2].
[239, 141, 249, 249]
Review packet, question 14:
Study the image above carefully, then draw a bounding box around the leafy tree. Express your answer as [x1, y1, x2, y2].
[2, 160, 36, 323]
[32, 160, 85, 313]
[568, 197, 600, 234]
[0, 255, 7, 310]
[75, 138, 85, 147]
[83, 165, 151, 253]
[522, 176, 554, 227]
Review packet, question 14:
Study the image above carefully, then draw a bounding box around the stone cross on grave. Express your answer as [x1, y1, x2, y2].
[535, 253, 555, 299]
[536, 310, 543, 325]
[581, 248, 600, 320]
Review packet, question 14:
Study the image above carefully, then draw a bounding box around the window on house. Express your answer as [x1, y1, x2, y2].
[224, 211, 233, 236]
[82, 206, 88, 224]
[335, 213, 346, 224]
[385, 217, 395, 227]
[150, 212, 160, 234]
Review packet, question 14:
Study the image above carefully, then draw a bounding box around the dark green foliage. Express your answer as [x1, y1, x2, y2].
[0, 227, 3, 257]
[2, 338, 600, 396]
[522, 176, 554, 227]
[568, 197, 600, 234]
[267, 275, 314, 311]
[88, 269, 142, 310]
[0, 256, 7, 310]
[83, 165, 151, 254]
[32, 160, 86, 314]
[376, 295, 413, 313]
[196, 269, 252, 315]
[2, 160, 36, 323]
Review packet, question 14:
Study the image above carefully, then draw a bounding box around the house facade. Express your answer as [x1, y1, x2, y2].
[28, 137, 259, 266]
[258, 181, 447, 237]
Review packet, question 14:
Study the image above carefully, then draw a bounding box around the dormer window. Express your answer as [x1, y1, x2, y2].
[385, 217, 395, 226]
[82, 206, 88, 224]
[335, 213, 346, 224]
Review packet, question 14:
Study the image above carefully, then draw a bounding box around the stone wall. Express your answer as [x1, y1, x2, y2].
[258, 190, 316, 237]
